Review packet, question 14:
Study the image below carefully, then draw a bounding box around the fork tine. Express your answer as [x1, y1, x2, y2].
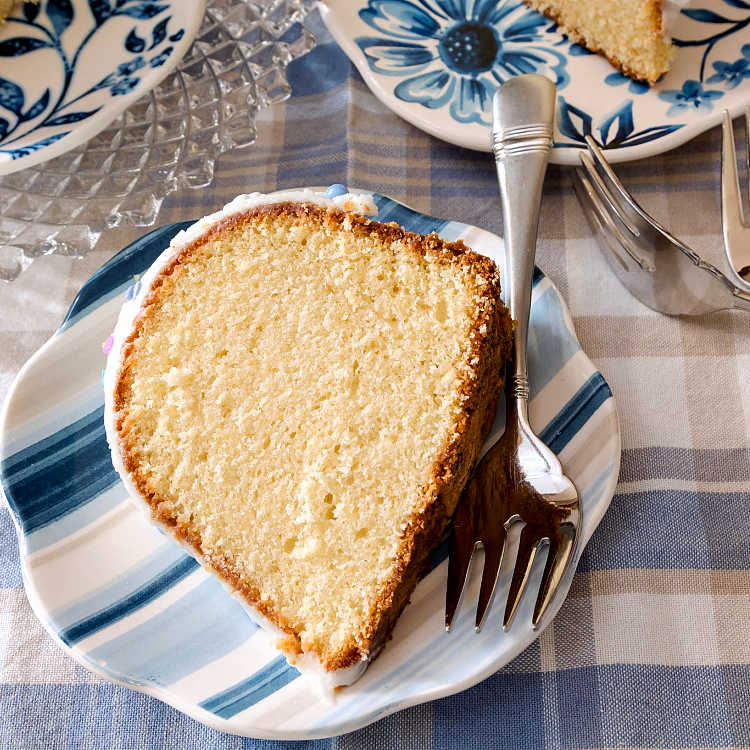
[445, 498, 477, 631]
[574, 164, 643, 271]
[577, 154, 657, 271]
[582, 140, 701, 266]
[531, 521, 577, 629]
[503, 524, 541, 631]
[475, 532, 506, 631]
[581, 141, 642, 239]
[582, 136, 665, 239]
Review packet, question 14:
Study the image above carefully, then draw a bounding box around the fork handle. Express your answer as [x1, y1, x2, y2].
[493, 75, 555, 417]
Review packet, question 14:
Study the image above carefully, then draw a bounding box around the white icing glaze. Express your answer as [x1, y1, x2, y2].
[233, 598, 368, 694]
[166, 189, 377, 259]
[102, 189, 378, 689]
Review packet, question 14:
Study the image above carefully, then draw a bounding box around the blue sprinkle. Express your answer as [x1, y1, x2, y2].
[325, 184, 347, 199]
[101, 369, 106, 388]
[126, 279, 142, 300]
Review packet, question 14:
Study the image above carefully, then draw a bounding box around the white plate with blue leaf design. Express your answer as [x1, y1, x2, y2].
[0, 0, 205, 174]
[0, 190, 620, 739]
[319, 0, 750, 164]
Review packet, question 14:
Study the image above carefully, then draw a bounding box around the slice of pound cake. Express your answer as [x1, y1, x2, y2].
[523, 0, 689, 83]
[103, 188, 513, 688]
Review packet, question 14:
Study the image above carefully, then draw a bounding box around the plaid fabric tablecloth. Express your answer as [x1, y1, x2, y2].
[1, 11, 748, 749]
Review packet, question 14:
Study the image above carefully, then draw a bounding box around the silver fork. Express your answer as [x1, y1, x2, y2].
[445, 75, 580, 634]
[573, 116, 750, 316]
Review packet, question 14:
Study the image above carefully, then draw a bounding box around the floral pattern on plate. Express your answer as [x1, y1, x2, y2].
[0, 0, 205, 173]
[320, 0, 750, 163]
[356, 0, 569, 126]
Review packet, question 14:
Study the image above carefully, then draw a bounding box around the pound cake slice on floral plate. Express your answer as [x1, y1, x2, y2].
[522, 0, 691, 83]
[103, 186, 513, 689]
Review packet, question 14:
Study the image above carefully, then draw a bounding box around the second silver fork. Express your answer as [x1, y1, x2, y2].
[573, 116, 750, 316]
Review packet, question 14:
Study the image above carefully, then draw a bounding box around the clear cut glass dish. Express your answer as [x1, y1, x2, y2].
[0, 0, 317, 282]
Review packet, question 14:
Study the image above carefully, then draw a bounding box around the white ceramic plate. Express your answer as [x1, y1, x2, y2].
[319, 0, 750, 164]
[0, 0, 205, 174]
[0, 190, 621, 740]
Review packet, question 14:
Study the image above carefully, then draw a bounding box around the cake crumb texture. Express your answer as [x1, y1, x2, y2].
[114, 203, 511, 672]
[524, 0, 674, 83]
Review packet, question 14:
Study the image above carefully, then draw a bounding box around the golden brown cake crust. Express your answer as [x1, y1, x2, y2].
[113, 202, 514, 673]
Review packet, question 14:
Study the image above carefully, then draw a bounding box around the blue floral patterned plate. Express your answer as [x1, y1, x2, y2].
[0, 0, 205, 175]
[319, 0, 750, 164]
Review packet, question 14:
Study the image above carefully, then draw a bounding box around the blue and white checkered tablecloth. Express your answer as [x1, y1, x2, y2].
[1, 10, 748, 750]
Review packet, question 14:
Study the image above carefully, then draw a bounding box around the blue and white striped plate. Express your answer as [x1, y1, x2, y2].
[0, 191, 620, 740]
